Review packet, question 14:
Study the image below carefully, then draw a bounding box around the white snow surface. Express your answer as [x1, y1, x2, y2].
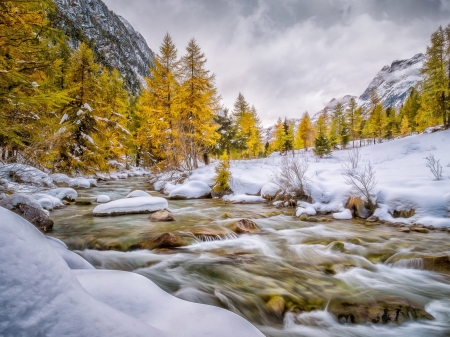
[260, 182, 280, 198]
[0, 208, 263, 337]
[46, 187, 78, 201]
[168, 181, 211, 199]
[68, 177, 91, 188]
[126, 190, 151, 198]
[92, 196, 168, 215]
[296, 206, 317, 217]
[158, 130, 450, 227]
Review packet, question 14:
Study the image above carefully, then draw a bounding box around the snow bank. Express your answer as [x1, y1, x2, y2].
[223, 194, 265, 203]
[92, 196, 168, 216]
[169, 181, 211, 199]
[0, 207, 263, 337]
[126, 190, 151, 198]
[181, 130, 450, 226]
[45, 236, 94, 270]
[68, 177, 91, 188]
[296, 206, 317, 217]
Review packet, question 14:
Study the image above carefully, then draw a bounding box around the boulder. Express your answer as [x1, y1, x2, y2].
[92, 196, 168, 216]
[229, 219, 260, 234]
[149, 210, 175, 222]
[126, 190, 151, 198]
[422, 256, 450, 274]
[75, 198, 93, 206]
[345, 197, 370, 219]
[0, 194, 53, 232]
[392, 209, 415, 218]
[328, 297, 433, 325]
[366, 215, 379, 222]
[139, 233, 186, 250]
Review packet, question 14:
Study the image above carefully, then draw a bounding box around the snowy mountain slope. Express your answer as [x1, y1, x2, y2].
[358, 53, 424, 109]
[53, 0, 154, 93]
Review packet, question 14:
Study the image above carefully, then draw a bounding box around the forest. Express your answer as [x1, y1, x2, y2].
[1, 0, 449, 174]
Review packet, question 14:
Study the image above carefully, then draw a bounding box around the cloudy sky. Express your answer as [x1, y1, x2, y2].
[103, 0, 450, 126]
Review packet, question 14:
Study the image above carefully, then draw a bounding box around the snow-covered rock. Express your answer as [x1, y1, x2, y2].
[223, 194, 265, 203]
[260, 183, 280, 199]
[296, 206, 317, 217]
[333, 209, 353, 220]
[92, 196, 168, 216]
[36, 197, 54, 210]
[0, 164, 54, 187]
[126, 190, 151, 198]
[32, 194, 64, 210]
[68, 177, 91, 189]
[45, 236, 94, 270]
[88, 178, 98, 187]
[47, 188, 78, 201]
[0, 207, 263, 337]
[169, 181, 211, 199]
[49, 173, 71, 186]
[118, 173, 128, 179]
[96, 195, 111, 203]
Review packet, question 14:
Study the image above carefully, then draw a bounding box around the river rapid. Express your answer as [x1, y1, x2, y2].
[49, 177, 450, 337]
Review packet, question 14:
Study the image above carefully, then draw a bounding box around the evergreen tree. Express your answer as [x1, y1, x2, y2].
[346, 97, 359, 147]
[0, 0, 69, 162]
[54, 43, 106, 173]
[212, 154, 232, 196]
[213, 108, 244, 157]
[368, 103, 387, 143]
[330, 102, 349, 149]
[281, 118, 293, 154]
[418, 25, 450, 129]
[400, 88, 421, 132]
[313, 115, 332, 158]
[137, 33, 180, 168]
[296, 112, 313, 151]
[177, 38, 220, 169]
[271, 117, 285, 152]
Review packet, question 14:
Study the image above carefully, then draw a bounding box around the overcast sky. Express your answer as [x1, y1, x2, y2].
[103, 0, 450, 126]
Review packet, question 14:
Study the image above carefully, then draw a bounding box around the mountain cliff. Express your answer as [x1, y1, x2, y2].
[52, 0, 154, 94]
[357, 53, 424, 109]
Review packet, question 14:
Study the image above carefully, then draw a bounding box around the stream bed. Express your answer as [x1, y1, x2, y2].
[49, 177, 450, 337]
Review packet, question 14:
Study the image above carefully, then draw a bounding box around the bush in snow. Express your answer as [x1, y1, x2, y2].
[342, 147, 362, 170]
[270, 153, 310, 200]
[212, 155, 232, 197]
[425, 154, 443, 181]
[342, 161, 378, 212]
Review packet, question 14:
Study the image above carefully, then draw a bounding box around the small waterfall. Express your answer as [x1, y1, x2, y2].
[194, 232, 239, 242]
[391, 258, 424, 269]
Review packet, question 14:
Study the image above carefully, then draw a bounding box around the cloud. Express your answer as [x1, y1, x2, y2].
[103, 0, 449, 126]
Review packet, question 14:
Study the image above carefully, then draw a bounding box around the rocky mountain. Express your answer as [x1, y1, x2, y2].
[357, 53, 424, 109]
[52, 0, 154, 94]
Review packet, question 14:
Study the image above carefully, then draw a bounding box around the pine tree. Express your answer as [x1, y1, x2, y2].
[346, 97, 359, 147]
[271, 117, 285, 152]
[330, 102, 349, 149]
[281, 118, 293, 154]
[137, 33, 181, 168]
[212, 154, 232, 196]
[400, 88, 421, 132]
[400, 116, 411, 136]
[54, 43, 106, 173]
[368, 104, 387, 143]
[313, 115, 332, 158]
[419, 25, 450, 129]
[213, 108, 244, 157]
[0, 0, 69, 162]
[177, 38, 220, 169]
[296, 112, 313, 151]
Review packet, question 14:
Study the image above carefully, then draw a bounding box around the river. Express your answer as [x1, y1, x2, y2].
[49, 177, 450, 337]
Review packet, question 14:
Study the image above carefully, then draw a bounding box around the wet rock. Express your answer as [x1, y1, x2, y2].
[346, 197, 370, 219]
[266, 296, 286, 317]
[398, 227, 411, 233]
[393, 209, 415, 218]
[75, 198, 93, 206]
[0, 195, 53, 232]
[211, 188, 233, 199]
[330, 241, 345, 252]
[348, 238, 364, 245]
[412, 227, 429, 233]
[329, 297, 433, 325]
[149, 210, 175, 222]
[422, 256, 450, 274]
[138, 233, 186, 250]
[190, 227, 236, 241]
[220, 212, 233, 219]
[229, 219, 260, 234]
[366, 215, 379, 222]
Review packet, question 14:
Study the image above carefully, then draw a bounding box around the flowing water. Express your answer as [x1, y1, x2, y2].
[49, 177, 450, 337]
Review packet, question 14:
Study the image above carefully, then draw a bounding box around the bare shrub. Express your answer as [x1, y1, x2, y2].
[425, 154, 443, 180]
[342, 161, 378, 211]
[342, 148, 361, 170]
[270, 154, 310, 198]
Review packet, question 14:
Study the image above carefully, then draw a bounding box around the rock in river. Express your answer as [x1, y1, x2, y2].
[149, 210, 175, 222]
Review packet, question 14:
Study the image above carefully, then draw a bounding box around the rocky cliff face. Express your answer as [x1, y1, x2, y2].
[53, 0, 154, 94]
[358, 53, 424, 109]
